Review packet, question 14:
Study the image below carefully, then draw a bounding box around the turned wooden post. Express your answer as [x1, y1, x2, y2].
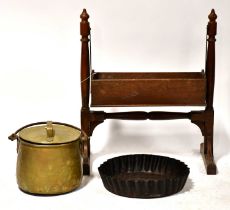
[200, 9, 217, 174]
[205, 9, 217, 111]
[205, 9, 217, 155]
[80, 9, 91, 175]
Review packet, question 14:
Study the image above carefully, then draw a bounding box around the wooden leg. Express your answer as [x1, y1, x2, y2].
[191, 110, 217, 175]
[82, 136, 90, 175]
[81, 108, 91, 175]
[201, 111, 217, 175]
[200, 136, 216, 175]
[81, 110, 105, 175]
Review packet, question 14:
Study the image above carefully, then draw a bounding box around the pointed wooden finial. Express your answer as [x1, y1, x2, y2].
[80, 9, 89, 21]
[208, 9, 217, 21]
[80, 9, 90, 38]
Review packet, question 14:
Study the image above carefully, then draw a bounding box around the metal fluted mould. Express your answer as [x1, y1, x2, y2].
[98, 154, 190, 198]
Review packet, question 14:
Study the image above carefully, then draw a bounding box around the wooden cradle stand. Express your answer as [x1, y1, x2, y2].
[80, 9, 218, 175]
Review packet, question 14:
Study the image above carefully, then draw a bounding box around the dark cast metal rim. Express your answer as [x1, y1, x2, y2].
[98, 154, 190, 198]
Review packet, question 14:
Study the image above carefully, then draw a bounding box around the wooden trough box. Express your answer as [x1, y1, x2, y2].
[91, 72, 206, 107]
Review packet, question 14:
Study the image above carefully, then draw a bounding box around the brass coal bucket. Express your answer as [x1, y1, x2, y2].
[9, 121, 86, 195]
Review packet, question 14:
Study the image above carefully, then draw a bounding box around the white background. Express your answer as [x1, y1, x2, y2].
[0, 0, 230, 209]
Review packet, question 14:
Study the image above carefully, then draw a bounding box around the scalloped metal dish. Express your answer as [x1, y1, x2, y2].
[98, 154, 190, 198]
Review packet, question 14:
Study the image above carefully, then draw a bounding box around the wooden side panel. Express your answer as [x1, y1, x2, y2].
[91, 76, 206, 106]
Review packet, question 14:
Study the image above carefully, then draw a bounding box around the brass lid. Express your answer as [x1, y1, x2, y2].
[19, 121, 81, 144]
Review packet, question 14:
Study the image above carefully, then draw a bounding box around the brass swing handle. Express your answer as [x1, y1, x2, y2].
[8, 121, 49, 141]
[79, 130, 88, 159]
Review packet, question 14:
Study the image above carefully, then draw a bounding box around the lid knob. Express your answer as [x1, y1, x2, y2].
[46, 121, 55, 141]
